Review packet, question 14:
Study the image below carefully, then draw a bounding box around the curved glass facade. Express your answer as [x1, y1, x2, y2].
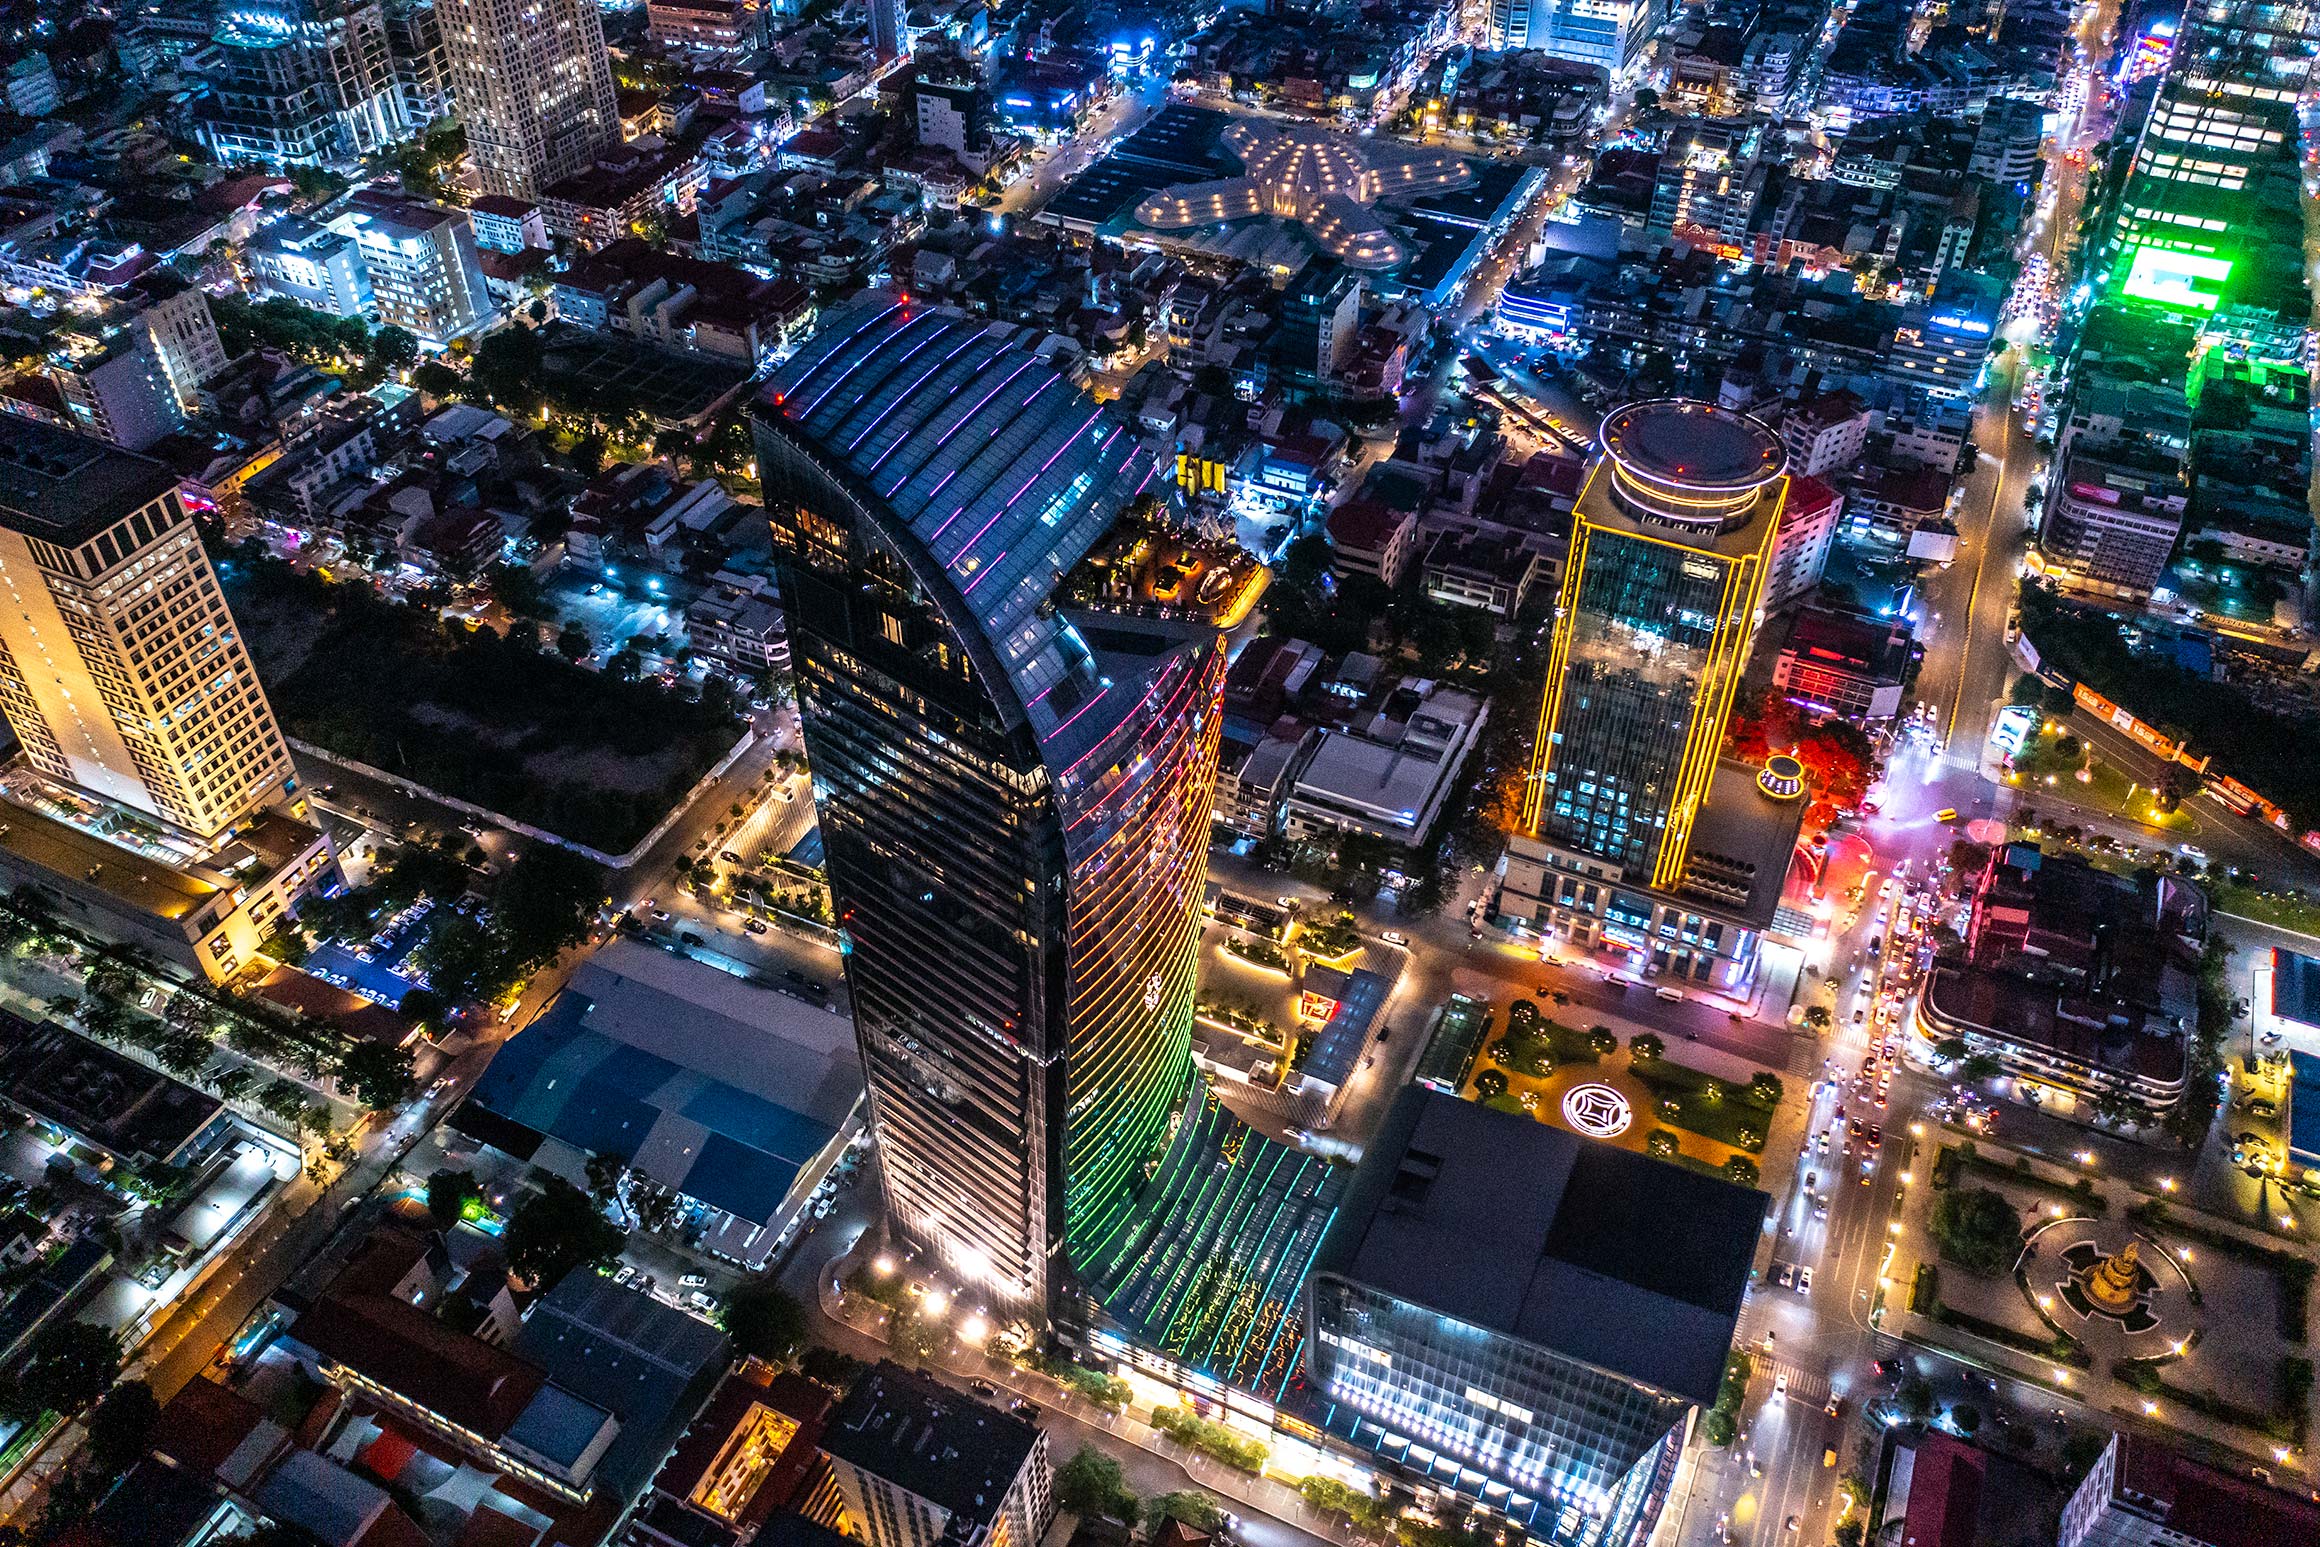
[753, 294, 1218, 1325]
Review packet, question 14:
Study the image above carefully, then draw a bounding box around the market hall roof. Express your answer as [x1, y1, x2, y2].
[1133, 120, 1474, 271]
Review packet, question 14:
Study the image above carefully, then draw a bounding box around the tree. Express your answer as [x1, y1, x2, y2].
[1896, 1377, 1935, 1424]
[886, 1299, 942, 1366]
[557, 621, 593, 661]
[1056, 1447, 1139, 1525]
[366, 325, 419, 375]
[504, 1174, 628, 1289]
[1298, 1476, 1382, 1527]
[417, 911, 512, 1006]
[584, 1149, 625, 1204]
[86, 1379, 159, 1472]
[425, 1168, 480, 1229]
[723, 1281, 809, 1363]
[799, 1347, 863, 1388]
[336, 1041, 416, 1110]
[1804, 1004, 1832, 1030]
[1834, 1522, 1866, 1547]
[1950, 1402, 1982, 1436]
[1932, 1035, 1970, 1064]
[7, 1322, 122, 1419]
[1587, 1025, 1616, 1056]
[470, 326, 547, 415]
[494, 845, 608, 967]
[1748, 1072, 1783, 1105]
[1722, 1156, 1760, 1186]
[412, 361, 463, 401]
[1647, 1129, 1679, 1158]
[1929, 1186, 2023, 1277]
[1630, 1033, 1664, 1063]
[1153, 1493, 1226, 1532]
[258, 1078, 312, 1127]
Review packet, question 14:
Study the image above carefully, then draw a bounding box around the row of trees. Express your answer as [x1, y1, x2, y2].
[1056, 1446, 1227, 1533]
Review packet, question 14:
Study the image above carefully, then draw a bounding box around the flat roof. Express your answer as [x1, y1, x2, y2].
[822, 1362, 1040, 1528]
[2273, 949, 2320, 1031]
[1601, 400, 1786, 491]
[0, 418, 180, 546]
[1313, 1087, 1764, 1407]
[1678, 759, 1809, 928]
[0, 1009, 223, 1162]
[1296, 732, 1447, 826]
[462, 943, 860, 1226]
[0, 797, 219, 922]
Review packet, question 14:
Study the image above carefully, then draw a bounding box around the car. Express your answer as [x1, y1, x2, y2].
[967, 1379, 1000, 1397]
[743, 918, 769, 935]
[614, 1264, 637, 1285]
[1382, 930, 1409, 946]
[1009, 1397, 1040, 1416]
[1655, 986, 1685, 1002]
[1935, 808, 1959, 823]
[688, 1290, 718, 1312]
[680, 1273, 708, 1288]
[1797, 1266, 1813, 1292]
[1813, 1198, 1829, 1218]
[680, 931, 705, 947]
[1826, 1396, 1844, 1418]
[721, 850, 742, 864]
[1776, 1262, 1795, 1288]
[1773, 1372, 1789, 1398]
[649, 908, 673, 924]
[1853, 1007, 1867, 1024]
[1786, 1517, 1799, 1534]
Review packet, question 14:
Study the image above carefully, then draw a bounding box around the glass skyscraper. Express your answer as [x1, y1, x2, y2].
[1306, 1090, 1762, 1547]
[751, 293, 1224, 1325]
[1523, 400, 1786, 890]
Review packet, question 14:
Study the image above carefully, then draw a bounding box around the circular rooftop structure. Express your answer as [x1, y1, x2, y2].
[1599, 399, 1786, 530]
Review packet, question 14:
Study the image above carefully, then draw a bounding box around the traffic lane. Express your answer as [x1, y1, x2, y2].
[2060, 708, 2320, 886]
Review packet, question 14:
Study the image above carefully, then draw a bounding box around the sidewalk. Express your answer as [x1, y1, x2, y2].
[814, 1242, 1359, 1543]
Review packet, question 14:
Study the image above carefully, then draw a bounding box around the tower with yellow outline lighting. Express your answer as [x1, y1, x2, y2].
[1524, 400, 1787, 890]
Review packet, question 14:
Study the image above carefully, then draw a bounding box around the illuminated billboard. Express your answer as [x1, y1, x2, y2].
[2118, 245, 2234, 314]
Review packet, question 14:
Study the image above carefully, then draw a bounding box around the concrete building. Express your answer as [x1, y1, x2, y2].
[1490, 0, 1661, 74]
[2059, 1432, 2320, 1547]
[823, 1364, 1052, 1547]
[199, 0, 410, 170]
[328, 189, 495, 345]
[1771, 605, 1914, 721]
[1914, 844, 2206, 1119]
[2039, 448, 2188, 600]
[1327, 500, 1421, 589]
[467, 194, 549, 256]
[246, 215, 377, 319]
[1761, 472, 1838, 613]
[47, 326, 184, 450]
[1284, 687, 1487, 848]
[433, 0, 619, 198]
[1777, 392, 1868, 479]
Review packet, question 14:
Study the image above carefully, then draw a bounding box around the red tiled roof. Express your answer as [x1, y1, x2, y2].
[2112, 1434, 2320, 1547]
[1900, 1434, 1985, 1547]
[149, 1377, 273, 1481]
[292, 1268, 546, 1441]
[1327, 498, 1407, 553]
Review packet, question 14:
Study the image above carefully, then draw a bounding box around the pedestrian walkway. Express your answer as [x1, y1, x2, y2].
[815, 1240, 1357, 1543]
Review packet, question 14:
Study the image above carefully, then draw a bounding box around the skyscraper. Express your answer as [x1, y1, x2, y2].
[1523, 400, 1786, 890]
[197, 0, 410, 169]
[751, 293, 1223, 1324]
[867, 0, 906, 63]
[434, 0, 618, 199]
[0, 422, 295, 840]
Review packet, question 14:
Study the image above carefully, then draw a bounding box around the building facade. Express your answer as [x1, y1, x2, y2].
[433, 0, 619, 198]
[1491, 0, 1659, 73]
[1307, 1090, 1759, 1545]
[752, 294, 1224, 1324]
[247, 215, 377, 319]
[199, 0, 410, 169]
[328, 190, 495, 345]
[0, 423, 297, 839]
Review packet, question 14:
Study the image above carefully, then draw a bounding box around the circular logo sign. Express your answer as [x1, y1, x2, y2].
[1562, 1083, 1634, 1139]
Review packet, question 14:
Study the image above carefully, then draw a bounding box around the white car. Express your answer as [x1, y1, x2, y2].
[1773, 1371, 1789, 1399]
[1382, 930, 1409, 946]
[1797, 1266, 1814, 1293]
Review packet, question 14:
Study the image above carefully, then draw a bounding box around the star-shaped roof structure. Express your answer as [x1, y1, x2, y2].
[1132, 120, 1474, 271]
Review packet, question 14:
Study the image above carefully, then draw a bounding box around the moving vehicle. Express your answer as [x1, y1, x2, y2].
[1935, 808, 1959, 823]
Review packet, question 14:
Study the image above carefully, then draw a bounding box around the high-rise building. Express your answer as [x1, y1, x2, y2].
[867, 0, 906, 63]
[1307, 1088, 1761, 1546]
[752, 293, 1226, 1323]
[1490, 0, 1660, 74]
[328, 189, 495, 345]
[434, 0, 619, 199]
[1523, 400, 1785, 889]
[2101, 0, 2319, 334]
[1275, 259, 1364, 394]
[823, 1363, 1052, 1547]
[197, 0, 411, 170]
[382, 0, 452, 128]
[0, 422, 295, 839]
[46, 325, 183, 451]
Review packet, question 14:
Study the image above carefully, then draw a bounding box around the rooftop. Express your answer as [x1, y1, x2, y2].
[823, 1362, 1040, 1526]
[0, 418, 180, 545]
[456, 941, 860, 1228]
[1313, 1087, 1764, 1406]
[517, 1271, 731, 1502]
[2102, 1432, 2320, 1547]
